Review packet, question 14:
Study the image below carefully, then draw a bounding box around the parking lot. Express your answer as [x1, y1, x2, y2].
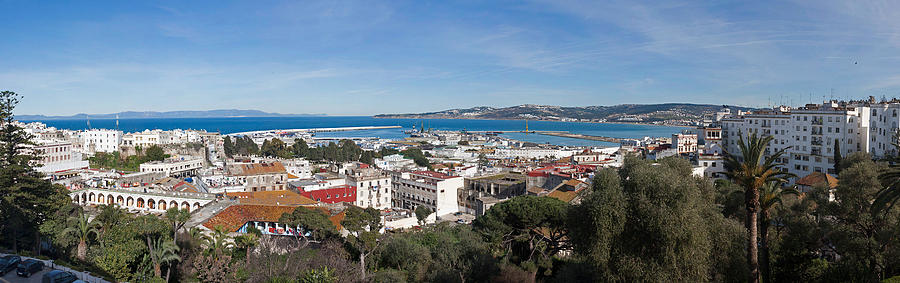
[0, 267, 52, 283]
[439, 212, 476, 225]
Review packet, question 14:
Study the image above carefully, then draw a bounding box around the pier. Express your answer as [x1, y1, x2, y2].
[228, 125, 402, 136]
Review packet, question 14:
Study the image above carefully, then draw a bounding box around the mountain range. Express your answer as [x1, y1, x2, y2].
[18, 109, 325, 120]
[374, 103, 753, 123]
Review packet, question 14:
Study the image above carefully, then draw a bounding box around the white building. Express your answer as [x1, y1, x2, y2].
[81, 129, 123, 153]
[390, 170, 462, 217]
[672, 133, 698, 154]
[721, 101, 877, 178]
[123, 129, 173, 147]
[489, 147, 579, 159]
[32, 140, 89, 174]
[345, 165, 392, 209]
[140, 156, 203, 177]
[374, 154, 416, 171]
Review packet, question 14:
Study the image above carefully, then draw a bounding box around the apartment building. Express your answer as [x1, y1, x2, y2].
[390, 170, 462, 217]
[345, 164, 392, 209]
[32, 140, 89, 173]
[81, 129, 123, 153]
[721, 102, 868, 178]
[672, 133, 698, 154]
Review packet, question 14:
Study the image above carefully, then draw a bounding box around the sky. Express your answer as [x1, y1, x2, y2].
[2, 0, 900, 116]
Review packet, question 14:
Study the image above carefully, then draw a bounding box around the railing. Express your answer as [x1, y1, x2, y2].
[811, 140, 823, 146]
[812, 119, 823, 125]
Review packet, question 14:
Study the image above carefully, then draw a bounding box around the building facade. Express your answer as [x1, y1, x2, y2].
[390, 171, 462, 217]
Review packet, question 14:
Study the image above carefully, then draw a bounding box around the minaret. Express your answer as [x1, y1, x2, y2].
[116, 114, 119, 131]
[525, 119, 529, 134]
[86, 115, 91, 129]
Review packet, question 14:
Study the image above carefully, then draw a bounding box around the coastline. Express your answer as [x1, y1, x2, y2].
[372, 116, 696, 129]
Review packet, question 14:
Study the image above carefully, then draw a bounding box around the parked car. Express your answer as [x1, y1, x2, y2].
[42, 270, 78, 283]
[16, 259, 44, 277]
[0, 255, 22, 275]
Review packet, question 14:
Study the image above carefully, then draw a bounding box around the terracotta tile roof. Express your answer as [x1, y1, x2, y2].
[228, 190, 317, 206]
[232, 162, 287, 176]
[203, 204, 344, 232]
[795, 172, 838, 189]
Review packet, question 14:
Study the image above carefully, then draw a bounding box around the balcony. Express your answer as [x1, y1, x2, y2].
[811, 149, 822, 156]
[811, 129, 823, 136]
[812, 119, 823, 125]
[811, 140, 823, 146]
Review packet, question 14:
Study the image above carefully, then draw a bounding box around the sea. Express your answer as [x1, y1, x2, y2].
[22, 116, 688, 147]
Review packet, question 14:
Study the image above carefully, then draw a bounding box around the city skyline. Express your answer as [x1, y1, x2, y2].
[3, 1, 900, 116]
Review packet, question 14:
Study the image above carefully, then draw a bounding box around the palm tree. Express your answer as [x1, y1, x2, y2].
[723, 133, 793, 283]
[234, 226, 261, 264]
[202, 225, 234, 257]
[63, 211, 100, 262]
[148, 236, 181, 278]
[164, 208, 190, 282]
[759, 181, 798, 283]
[874, 165, 900, 214]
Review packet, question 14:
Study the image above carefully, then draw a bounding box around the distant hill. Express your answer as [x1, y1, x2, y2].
[375, 103, 753, 123]
[18, 109, 325, 120]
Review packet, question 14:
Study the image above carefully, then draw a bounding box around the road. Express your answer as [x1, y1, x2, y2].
[0, 267, 51, 283]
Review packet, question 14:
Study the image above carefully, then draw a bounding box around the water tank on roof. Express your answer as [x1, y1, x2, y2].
[185, 177, 193, 183]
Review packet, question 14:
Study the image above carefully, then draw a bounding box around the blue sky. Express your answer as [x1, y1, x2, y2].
[2, 0, 900, 116]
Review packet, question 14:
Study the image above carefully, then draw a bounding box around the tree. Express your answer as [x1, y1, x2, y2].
[145, 145, 168, 162]
[473, 196, 569, 280]
[279, 207, 337, 248]
[63, 210, 100, 261]
[261, 138, 292, 159]
[758, 181, 797, 283]
[415, 206, 432, 226]
[723, 133, 793, 283]
[234, 226, 261, 265]
[223, 136, 234, 158]
[834, 139, 843, 175]
[148, 236, 180, 278]
[202, 225, 234, 257]
[292, 138, 309, 158]
[401, 148, 431, 168]
[341, 206, 384, 280]
[875, 163, 900, 214]
[820, 154, 900, 281]
[164, 207, 190, 282]
[567, 157, 733, 281]
[300, 267, 337, 283]
[0, 91, 70, 253]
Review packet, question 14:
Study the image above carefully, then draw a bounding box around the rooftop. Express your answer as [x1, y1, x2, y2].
[411, 170, 458, 180]
[795, 172, 838, 189]
[202, 204, 344, 232]
[231, 162, 287, 176]
[228, 190, 318, 206]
